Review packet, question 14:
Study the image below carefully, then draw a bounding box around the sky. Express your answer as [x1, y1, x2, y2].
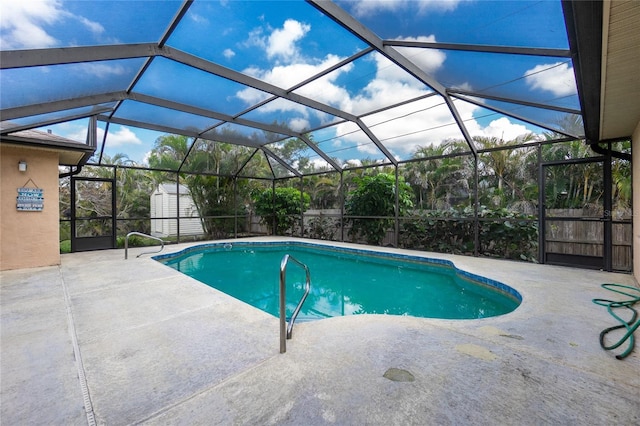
[0, 0, 580, 168]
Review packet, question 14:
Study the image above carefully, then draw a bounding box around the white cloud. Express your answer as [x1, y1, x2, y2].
[76, 15, 104, 36]
[237, 34, 448, 159]
[233, 11, 528, 161]
[450, 81, 474, 91]
[476, 117, 530, 141]
[64, 125, 142, 147]
[244, 27, 267, 50]
[248, 54, 346, 87]
[309, 158, 333, 170]
[257, 97, 311, 119]
[73, 63, 127, 79]
[235, 85, 271, 105]
[350, 0, 464, 17]
[0, 0, 108, 49]
[142, 150, 153, 165]
[333, 94, 534, 159]
[104, 127, 142, 147]
[189, 12, 208, 25]
[239, 55, 351, 126]
[223, 48, 235, 59]
[295, 66, 354, 111]
[58, 124, 87, 143]
[524, 62, 577, 97]
[0, 0, 63, 48]
[338, 53, 435, 117]
[393, 35, 446, 76]
[243, 54, 351, 109]
[288, 117, 310, 132]
[343, 159, 363, 167]
[334, 96, 467, 157]
[237, 41, 536, 160]
[266, 19, 310, 61]
[416, 0, 463, 13]
[243, 19, 311, 63]
[291, 157, 333, 171]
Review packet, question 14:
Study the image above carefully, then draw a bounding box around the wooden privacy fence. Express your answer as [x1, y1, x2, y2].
[246, 208, 632, 271]
[545, 208, 632, 271]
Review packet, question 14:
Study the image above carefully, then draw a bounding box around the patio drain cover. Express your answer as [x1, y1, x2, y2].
[383, 368, 415, 382]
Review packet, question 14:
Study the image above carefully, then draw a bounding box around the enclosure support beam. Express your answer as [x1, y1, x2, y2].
[538, 144, 545, 263]
[448, 90, 581, 115]
[450, 92, 581, 139]
[177, 137, 200, 173]
[234, 177, 238, 239]
[355, 118, 398, 166]
[298, 135, 342, 172]
[340, 172, 345, 243]
[271, 181, 276, 236]
[234, 148, 261, 179]
[99, 115, 201, 140]
[176, 177, 181, 244]
[603, 144, 613, 271]
[262, 147, 302, 178]
[97, 121, 110, 165]
[308, 0, 447, 95]
[300, 176, 305, 238]
[1, 91, 125, 121]
[394, 166, 400, 248]
[165, 47, 360, 124]
[473, 156, 479, 257]
[0, 44, 159, 69]
[382, 40, 571, 58]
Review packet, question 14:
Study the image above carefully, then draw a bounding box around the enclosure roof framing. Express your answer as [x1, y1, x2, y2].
[1, 0, 634, 173]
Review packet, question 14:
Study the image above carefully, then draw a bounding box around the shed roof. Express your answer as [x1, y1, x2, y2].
[156, 183, 191, 195]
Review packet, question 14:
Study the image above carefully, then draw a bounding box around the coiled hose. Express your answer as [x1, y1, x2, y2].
[592, 283, 640, 359]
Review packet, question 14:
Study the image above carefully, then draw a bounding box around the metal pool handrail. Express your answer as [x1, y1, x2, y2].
[279, 254, 311, 353]
[124, 232, 165, 259]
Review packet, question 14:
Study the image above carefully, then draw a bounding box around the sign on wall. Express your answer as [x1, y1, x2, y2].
[17, 180, 44, 211]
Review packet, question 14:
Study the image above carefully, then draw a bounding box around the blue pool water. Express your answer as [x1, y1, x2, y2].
[155, 242, 521, 320]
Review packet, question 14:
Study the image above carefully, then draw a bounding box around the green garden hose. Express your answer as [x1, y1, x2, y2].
[592, 283, 640, 360]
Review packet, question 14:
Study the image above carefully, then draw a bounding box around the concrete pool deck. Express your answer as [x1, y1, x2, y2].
[1, 237, 639, 425]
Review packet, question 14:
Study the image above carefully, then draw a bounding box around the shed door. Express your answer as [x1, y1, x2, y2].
[152, 193, 163, 235]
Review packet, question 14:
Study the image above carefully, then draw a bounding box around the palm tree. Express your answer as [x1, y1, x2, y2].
[148, 134, 267, 237]
[474, 135, 538, 210]
[542, 139, 602, 209]
[405, 141, 472, 210]
[310, 175, 340, 209]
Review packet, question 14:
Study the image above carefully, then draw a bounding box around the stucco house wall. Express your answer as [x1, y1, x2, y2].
[1, 145, 60, 270]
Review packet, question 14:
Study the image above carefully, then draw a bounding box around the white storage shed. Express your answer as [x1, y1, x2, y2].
[150, 184, 204, 238]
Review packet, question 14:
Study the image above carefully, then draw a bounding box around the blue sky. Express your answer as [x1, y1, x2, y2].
[1, 0, 579, 166]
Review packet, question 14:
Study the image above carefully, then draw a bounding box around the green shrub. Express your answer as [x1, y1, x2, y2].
[399, 206, 538, 262]
[60, 240, 71, 253]
[306, 215, 339, 240]
[345, 173, 414, 245]
[116, 235, 162, 249]
[252, 187, 310, 235]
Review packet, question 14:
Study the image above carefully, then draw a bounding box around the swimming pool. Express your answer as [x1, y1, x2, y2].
[155, 241, 521, 320]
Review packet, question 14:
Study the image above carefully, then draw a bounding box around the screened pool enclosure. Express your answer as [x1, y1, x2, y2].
[0, 0, 633, 271]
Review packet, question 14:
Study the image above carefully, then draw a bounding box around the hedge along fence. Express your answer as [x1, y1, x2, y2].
[398, 207, 538, 262]
[297, 207, 539, 262]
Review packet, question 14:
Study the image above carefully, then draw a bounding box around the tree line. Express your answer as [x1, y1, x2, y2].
[60, 132, 631, 262]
